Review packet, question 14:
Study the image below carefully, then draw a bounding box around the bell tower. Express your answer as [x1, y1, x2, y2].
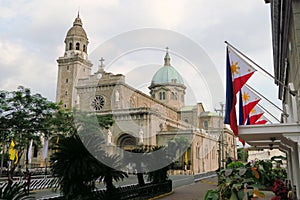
[56, 13, 92, 109]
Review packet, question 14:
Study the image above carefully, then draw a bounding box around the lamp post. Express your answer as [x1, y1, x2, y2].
[215, 103, 225, 168]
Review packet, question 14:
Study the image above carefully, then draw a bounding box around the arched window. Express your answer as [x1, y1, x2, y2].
[76, 42, 80, 50]
[66, 79, 68, 83]
[159, 92, 166, 100]
[83, 45, 86, 52]
[33, 145, 38, 157]
[69, 42, 73, 50]
[67, 66, 70, 70]
[203, 121, 208, 129]
[65, 91, 68, 96]
[171, 92, 175, 100]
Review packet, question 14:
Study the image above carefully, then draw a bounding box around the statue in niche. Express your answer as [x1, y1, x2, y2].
[115, 90, 120, 102]
[139, 128, 144, 144]
[107, 129, 112, 144]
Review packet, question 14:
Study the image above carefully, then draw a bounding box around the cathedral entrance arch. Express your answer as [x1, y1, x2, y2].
[117, 134, 137, 150]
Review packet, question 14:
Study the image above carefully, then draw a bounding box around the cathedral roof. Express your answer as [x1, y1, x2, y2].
[151, 49, 184, 85]
[66, 14, 88, 39]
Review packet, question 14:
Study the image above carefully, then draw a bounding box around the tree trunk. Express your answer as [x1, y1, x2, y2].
[104, 175, 115, 192]
[137, 173, 145, 186]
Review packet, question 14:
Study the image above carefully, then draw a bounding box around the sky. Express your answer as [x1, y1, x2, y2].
[0, 0, 282, 123]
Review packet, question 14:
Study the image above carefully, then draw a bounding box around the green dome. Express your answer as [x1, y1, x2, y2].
[151, 65, 184, 85]
[151, 50, 184, 85]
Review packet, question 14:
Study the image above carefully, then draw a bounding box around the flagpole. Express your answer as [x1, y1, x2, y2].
[257, 104, 281, 122]
[225, 41, 297, 96]
[246, 84, 288, 116]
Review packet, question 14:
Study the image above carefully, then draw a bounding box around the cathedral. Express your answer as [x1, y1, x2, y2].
[55, 14, 236, 174]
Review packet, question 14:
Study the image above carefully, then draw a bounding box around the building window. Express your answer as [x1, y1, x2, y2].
[159, 92, 166, 100]
[67, 66, 70, 70]
[76, 42, 80, 50]
[64, 104, 67, 108]
[83, 45, 86, 52]
[65, 91, 68, 96]
[184, 119, 188, 123]
[203, 121, 208, 129]
[66, 79, 68, 83]
[33, 145, 38, 157]
[69, 42, 72, 50]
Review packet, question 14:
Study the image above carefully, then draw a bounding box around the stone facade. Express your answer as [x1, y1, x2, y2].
[55, 15, 236, 174]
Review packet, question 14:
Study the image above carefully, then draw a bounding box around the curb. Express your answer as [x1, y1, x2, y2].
[148, 191, 174, 200]
[194, 174, 217, 182]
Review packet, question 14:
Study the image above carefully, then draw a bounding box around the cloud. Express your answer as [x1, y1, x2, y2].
[0, 39, 56, 101]
[0, 0, 279, 120]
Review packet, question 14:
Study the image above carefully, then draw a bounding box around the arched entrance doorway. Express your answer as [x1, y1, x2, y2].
[117, 134, 137, 150]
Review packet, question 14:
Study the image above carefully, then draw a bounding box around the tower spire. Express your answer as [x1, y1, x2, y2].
[164, 47, 171, 66]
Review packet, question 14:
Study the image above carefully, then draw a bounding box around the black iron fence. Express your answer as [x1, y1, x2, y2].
[39, 180, 172, 200]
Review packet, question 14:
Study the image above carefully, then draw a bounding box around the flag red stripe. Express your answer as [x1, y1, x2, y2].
[254, 120, 267, 124]
[233, 72, 255, 95]
[249, 113, 264, 124]
[230, 95, 238, 136]
[242, 99, 260, 123]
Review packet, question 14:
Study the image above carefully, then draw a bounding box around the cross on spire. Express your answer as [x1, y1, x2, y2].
[98, 57, 105, 72]
[164, 47, 171, 66]
[100, 57, 105, 67]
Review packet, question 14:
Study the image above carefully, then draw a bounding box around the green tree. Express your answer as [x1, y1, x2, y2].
[147, 146, 170, 184]
[0, 86, 64, 174]
[51, 133, 105, 199]
[97, 154, 128, 193]
[50, 113, 127, 198]
[0, 183, 34, 200]
[237, 148, 249, 162]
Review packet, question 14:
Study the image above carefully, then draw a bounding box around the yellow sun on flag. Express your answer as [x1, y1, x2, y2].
[242, 92, 250, 102]
[250, 108, 256, 114]
[230, 61, 240, 75]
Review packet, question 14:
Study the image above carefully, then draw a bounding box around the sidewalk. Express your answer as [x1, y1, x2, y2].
[158, 176, 275, 200]
[158, 176, 218, 200]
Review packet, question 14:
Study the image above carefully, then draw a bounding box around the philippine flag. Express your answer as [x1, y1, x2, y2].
[254, 115, 268, 125]
[225, 46, 256, 136]
[248, 105, 264, 125]
[224, 47, 238, 136]
[239, 85, 261, 124]
[228, 47, 256, 95]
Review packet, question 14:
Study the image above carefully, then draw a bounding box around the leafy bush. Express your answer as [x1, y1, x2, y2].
[0, 183, 34, 200]
[205, 158, 288, 200]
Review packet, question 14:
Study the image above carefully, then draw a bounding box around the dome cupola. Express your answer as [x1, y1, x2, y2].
[150, 47, 184, 86]
[149, 48, 186, 110]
